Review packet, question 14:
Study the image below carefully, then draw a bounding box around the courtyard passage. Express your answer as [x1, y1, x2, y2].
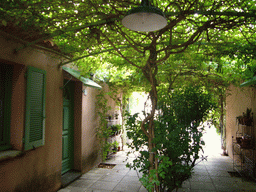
[58, 145, 256, 192]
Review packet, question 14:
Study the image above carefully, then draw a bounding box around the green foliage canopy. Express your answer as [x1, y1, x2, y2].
[1, 0, 255, 65]
[1, 0, 256, 85]
[2, 1, 256, 191]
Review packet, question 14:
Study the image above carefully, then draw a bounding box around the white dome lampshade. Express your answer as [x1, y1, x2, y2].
[122, 0, 167, 32]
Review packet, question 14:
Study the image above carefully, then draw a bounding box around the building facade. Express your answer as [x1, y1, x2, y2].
[226, 84, 256, 179]
[0, 31, 106, 191]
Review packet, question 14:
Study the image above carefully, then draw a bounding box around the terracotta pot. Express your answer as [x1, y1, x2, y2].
[238, 117, 252, 126]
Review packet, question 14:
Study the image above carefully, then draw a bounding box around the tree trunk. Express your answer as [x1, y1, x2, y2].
[139, 36, 160, 191]
[141, 61, 159, 191]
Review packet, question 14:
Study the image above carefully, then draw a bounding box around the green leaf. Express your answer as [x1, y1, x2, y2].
[2, 20, 7, 26]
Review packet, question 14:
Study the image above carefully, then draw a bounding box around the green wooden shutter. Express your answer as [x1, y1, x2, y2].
[24, 66, 46, 150]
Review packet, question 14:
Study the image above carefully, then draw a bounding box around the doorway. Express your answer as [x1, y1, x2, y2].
[62, 80, 75, 174]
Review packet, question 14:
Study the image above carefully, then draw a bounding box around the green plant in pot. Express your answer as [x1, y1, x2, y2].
[110, 124, 122, 136]
[236, 108, 253, 126]
[112, 141, 119, 152]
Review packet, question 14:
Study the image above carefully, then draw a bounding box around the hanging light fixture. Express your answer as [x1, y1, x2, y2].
[122, 0, 167, 32]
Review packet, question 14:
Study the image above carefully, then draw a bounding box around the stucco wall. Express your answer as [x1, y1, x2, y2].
[79, 83, 122, 173]
[226, 84, 256, 157]
[81, 85, 102, 173]
[0, 32, 64, 191]
[102, 84, 122, 124]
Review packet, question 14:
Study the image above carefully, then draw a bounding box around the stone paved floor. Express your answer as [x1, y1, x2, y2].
[58, 147, 256, 192]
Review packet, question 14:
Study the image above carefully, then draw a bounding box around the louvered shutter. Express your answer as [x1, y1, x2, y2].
[24, 66, 46, 150]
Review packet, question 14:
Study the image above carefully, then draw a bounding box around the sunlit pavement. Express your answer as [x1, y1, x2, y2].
[58, 128, 256, 192]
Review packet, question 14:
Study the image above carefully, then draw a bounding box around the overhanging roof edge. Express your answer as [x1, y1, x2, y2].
[62, 66, 102, 89]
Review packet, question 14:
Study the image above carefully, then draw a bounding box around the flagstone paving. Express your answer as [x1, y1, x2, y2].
[58, 147, 256, 192]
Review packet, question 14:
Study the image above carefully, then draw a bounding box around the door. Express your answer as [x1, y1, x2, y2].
[62, 81, 75, 174]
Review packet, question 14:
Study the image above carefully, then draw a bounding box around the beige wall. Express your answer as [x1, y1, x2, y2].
[103, 83, 122, 124]
[226, 84, 256, 157]
[78, 83, 122, 173]
[81, 85, 102, 172]
[0, 32, 63, 191]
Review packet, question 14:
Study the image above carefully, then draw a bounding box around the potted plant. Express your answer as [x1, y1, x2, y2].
[112, 141, 119, 152]
[110, 124, 122, 136]
[236, 108, 253, 126]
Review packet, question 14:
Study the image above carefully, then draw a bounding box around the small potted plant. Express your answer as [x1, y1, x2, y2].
[112, 141, 119, 152]
[110, 124, 122, 136]
[236, 108, 253, 126]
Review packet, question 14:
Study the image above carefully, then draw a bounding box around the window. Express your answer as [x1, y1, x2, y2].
[24, 66, 46, 150]
[0, 64, 13, 151]
[0, 64, 46, 152]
